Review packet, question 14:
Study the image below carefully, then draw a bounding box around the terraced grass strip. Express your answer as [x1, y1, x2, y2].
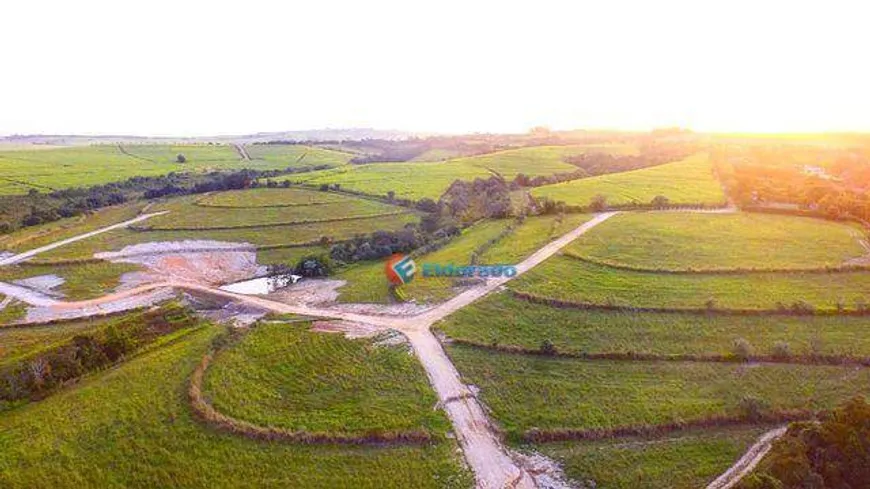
[438, 293, 870, 359]
[448, 344, 870, 439]
[511, 256, 870, 312]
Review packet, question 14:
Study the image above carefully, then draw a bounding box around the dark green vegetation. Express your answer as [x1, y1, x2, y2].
[0, 303, 199, 408]
[535, 426, 767, 489]
[202, 321, 448, 436]
[569, 212, 865, 271]
[448, 344, 870, 439]
[739, 397, 870, 489]
[439, 292, 870, 358]
[0, 325, 471, 488]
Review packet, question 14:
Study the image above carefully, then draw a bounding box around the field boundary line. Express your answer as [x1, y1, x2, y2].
[522, 412, 808, 443]
[561, 251, 870, 275]
[446, 338, 870, 367]
[510, 290, 870, 316]
[132, 209, 414, 232]
[116, 143, 158, 164]
[231, 143, 251, 161]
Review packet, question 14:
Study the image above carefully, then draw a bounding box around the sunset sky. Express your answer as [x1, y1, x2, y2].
[2, 0, 868, 136]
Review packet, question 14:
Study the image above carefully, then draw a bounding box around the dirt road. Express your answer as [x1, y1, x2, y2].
[232, 143, 252, 161]
[0, 212, 167, 266]
[705, 427, 787, 489]
[0, 211, 618, 488]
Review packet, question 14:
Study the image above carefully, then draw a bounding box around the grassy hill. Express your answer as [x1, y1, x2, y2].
[531, 153, 726, 206]
[0, 325, 471, 488]
[567, 212, 865, 271]
[245, 144, 354, 169]
[203, 321, 448, 435]
[294, 144, 637, 201]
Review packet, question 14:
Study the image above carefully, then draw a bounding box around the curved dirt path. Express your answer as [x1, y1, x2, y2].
[705, 426, 788, 489]
[0, 210, 618, 488]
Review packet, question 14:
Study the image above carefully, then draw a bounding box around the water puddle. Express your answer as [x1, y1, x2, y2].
[219, 274, 301, 295]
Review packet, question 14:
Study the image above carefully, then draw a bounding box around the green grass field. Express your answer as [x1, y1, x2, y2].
[294, 144, 637, 201]
[531, 153, 726, 206]
[0, 262, 140, 300]
[9, 189, 420, 263]
[335, 214, 596, 304]
[196, 187, 347, 207]
[438, 292, 870, 358]
[145, 193, 412, 230]
[568, 212, 865, 271]
[512, 256, 870, 311]
[0, 144, 352, 195]
[0, 325, 472, 488]
[448, 344, 870, 438]
[479, 213, 593, 265]
[245, 144, 354, 169]
[119, 144, 241, 164]
[446, 144, 635, 179]
[203, 321, 447, 435]
[28, 213, 418, 263]
[534, 426, 767, 489]
[295, 161, 492, 201]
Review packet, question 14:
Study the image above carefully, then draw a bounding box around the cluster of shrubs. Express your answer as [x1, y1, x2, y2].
[329, 225, 460, 265]
[439, 176, 512, 224]
[0, 304, 197, 405]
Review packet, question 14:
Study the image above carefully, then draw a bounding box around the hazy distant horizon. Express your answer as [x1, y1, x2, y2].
[4, 0, 869, 136]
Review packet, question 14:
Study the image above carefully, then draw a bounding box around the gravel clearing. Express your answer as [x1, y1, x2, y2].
[97, 241, 266, 286]
[12, 274, 65, 297]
